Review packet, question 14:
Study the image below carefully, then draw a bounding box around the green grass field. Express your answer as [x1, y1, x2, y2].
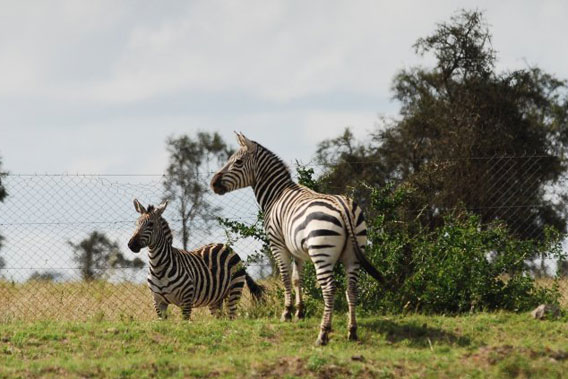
[2, 313, 568, 378]
[1, 280, 568, 377]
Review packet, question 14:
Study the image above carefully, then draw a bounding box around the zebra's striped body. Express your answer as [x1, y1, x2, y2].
[211, 133, 384, 345]
[128, 199, 263, 320]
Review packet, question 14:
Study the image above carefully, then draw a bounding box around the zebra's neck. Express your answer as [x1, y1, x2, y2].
[147, 218, 174, 272]
[252, 145, 296, 211]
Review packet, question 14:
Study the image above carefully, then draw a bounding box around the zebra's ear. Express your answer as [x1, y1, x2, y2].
[155, 200, 168, 216]
[238, 133, 257, 153]
[235, 131, 246, 146]
[133, 199, 147, 214]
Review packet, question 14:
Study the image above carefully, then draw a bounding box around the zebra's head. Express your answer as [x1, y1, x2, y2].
[128, 199, 168, 253]
[211, 132, 257, 195]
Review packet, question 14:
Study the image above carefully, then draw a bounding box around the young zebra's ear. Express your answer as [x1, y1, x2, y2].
[155, 200, 168, 216]
[133, 198, 147, 214]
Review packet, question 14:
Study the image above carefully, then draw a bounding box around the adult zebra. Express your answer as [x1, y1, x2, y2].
[211, 133, 384, 345]
[127, 199, 263, 320]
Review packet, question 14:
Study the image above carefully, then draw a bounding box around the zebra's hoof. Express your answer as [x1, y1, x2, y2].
[315, 333, 329, 346]
[348, 327, 358, 341]
[280, 310, 293, 322]
[295, 306, 305, 320]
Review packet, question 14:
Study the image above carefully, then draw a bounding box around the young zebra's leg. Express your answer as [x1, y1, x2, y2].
[209, 301, 223, 318]
[313, 258, 337, 346]
[273, 248, 294, 322]
[292, 259, 305, 319]
[153, 294, 169, 319]
[342, 249, 361, 341]
[225, 272, 246, 319]
[180, 289, 194, 321]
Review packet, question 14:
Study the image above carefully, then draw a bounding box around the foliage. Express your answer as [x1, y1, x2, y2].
[358, 184, 565, 314]
[315, 10, 568, 240]
[163, 132, 233, 250]
[0, 156, 7, 265]
[68, 231, 143, 281]
[27, 271, 63, 282]
[298, 165, 564, 314]
[218, 211, 277, 278]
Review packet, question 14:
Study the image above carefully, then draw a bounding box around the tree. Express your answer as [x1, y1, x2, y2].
[163, 132, 233, 250]
[28, 271, 63, 282]
[68, 231, 143, 281]
[0, 155, 7, 268]
[316, 10, 568, 240]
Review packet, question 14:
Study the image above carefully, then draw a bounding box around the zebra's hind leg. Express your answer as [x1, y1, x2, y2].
[273, 248, 294, 322]
[292, 260, 305, 320]
[344, 260, 361, 341]
[226, 274, 246, 319]
[314, 262, 337, 346]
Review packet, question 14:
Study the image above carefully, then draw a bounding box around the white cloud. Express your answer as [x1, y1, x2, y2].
[1, 0, 568, 175]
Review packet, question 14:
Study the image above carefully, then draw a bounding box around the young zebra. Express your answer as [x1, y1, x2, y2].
[211, 133, 385, 345]
[127, 199, 263, 320]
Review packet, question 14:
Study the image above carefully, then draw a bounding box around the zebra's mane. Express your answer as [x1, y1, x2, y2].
[147, 205, 155, 213]
[254, 141, 292, 178]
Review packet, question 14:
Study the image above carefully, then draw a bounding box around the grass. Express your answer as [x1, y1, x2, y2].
[1, 313, 568, 378]
[1, 279, 568, 377]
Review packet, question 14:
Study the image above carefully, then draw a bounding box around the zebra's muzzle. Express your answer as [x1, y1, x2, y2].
[128, 238, 141, 253]
[210, 173, 227, 195]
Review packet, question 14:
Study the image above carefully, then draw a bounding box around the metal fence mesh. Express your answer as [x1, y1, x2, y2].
[0, 157, 566, 321]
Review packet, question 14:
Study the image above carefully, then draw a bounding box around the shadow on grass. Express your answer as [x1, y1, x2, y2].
[359, 318, 471, 348]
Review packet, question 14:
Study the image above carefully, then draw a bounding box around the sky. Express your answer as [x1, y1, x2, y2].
[1, 0, 567, 175]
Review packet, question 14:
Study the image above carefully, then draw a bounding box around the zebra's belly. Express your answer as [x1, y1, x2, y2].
[147, 275, 190, 307]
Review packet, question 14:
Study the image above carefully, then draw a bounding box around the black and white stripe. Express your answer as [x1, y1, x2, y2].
[127, 199, 263, 320]
[211, 133, 384, 345]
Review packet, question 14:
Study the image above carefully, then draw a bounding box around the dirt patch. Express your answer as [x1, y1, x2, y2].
[252, 357, 308, 378]
[463, 345, 568, 366]
[251, 356, 382, 379]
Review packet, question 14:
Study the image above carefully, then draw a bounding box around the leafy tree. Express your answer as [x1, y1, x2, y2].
[68, 231, 143, 281]
[163, 132, 233, 250]
[219, 211, 277, 278]
[28, 271, 62, 282]
[0, 155, 7, 267]
[316, 10, 568, 240]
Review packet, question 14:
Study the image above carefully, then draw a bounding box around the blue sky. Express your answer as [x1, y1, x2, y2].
[1, 0, 567, 175]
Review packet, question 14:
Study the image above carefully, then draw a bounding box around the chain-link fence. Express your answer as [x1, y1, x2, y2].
[0, 157, 567, 321]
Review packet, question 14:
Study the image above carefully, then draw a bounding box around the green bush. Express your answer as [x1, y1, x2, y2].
[358, 184, 564, 313]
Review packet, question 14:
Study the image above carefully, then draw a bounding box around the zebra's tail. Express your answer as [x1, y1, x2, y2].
[244, 271, 265, 303]
[336, 197, 386, 285]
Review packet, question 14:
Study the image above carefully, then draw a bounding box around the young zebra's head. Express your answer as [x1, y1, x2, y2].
[127, 199, 168, 253]
[210, 132, 258, 195]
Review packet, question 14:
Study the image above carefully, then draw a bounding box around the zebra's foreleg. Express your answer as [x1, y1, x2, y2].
[153, 297, 168, 320]
[315, 262, 337, 346]
[292, 259, 305, 320]
[274, 248, 294, 322]
[209, 301, 223, 318]
[181, 303, 193, 321]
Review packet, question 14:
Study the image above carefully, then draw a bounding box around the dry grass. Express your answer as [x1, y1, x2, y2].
[1, 277, 566, 322]
[0, 278, 284, 322]
[535, 277, 568, 308]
